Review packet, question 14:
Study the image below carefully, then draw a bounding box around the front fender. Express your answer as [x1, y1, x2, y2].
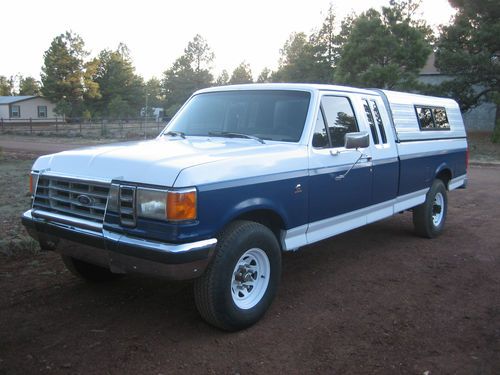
[218, 197, 290, 232]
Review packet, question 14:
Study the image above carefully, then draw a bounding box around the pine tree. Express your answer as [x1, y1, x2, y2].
[229, 62, 253, 84]
[435, 0, 500, 141]
[335, 1, 432, 89]
[162, 35, 214, 117]
[41, 31, 88, 118]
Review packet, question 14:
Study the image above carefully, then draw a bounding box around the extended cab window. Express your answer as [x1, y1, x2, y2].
[415, 106, 450, 130]
[321, 96, 359, 148]
[168, 90, 311, 142]
[363, 99, 379, 144]
[370, 100, 387, 143]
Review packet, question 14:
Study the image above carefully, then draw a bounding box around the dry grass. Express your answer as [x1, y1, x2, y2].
[0, 152, 38, 256]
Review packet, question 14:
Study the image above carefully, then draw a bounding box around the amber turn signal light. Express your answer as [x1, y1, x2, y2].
[167, 189, 197, 221]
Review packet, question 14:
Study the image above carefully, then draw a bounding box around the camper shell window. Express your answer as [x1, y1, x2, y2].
[415, 106, 450, 131]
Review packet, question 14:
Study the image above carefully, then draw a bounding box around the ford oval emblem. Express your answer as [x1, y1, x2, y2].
[77, 194, 93, 206]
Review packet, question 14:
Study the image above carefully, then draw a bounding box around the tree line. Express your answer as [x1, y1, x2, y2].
[0, 0, 498, 139]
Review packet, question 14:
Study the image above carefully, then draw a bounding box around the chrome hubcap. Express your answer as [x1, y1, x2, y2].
[432, 192, 444, 226]
[231, 248, 270, 309]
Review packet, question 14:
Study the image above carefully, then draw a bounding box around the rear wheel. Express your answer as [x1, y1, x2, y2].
[194, 220, 281, 331]
[413, 179, 448, 238]
[62, 256, 122, 282]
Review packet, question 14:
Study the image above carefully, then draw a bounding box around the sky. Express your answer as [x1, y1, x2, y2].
[1, 0, 456, 82]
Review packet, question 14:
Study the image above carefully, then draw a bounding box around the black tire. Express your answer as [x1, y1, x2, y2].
[193, 220, 282, 331]
[61, 255, 122, 282]
[413, 179, 448, 238]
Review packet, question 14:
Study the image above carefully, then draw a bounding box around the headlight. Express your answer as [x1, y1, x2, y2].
[137, 187, 168, 220]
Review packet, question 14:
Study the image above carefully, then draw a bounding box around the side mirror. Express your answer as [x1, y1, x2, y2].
[345, 132, 369, 149]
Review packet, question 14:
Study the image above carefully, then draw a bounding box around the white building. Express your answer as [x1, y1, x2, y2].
[0, 96, 58, 123]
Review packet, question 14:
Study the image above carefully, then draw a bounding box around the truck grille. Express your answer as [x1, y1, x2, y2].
[33, 176, 110, 223]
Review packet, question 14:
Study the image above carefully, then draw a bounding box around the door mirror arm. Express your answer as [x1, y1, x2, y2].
[330, 131, 371, 181]
[334, 149, 371, 181]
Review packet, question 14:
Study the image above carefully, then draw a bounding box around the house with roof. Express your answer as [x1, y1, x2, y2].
[0, 96, 58, 123]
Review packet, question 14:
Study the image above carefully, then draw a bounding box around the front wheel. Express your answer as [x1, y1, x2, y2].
[193, 220, 281, 331]
[413, 179, 448, 238]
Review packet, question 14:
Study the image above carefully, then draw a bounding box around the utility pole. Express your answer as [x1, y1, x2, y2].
[144, 92, 149, 138]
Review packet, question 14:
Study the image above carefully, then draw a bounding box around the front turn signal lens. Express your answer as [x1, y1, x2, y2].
[167, 189, 197, 221]
[29, 172, 39, 195]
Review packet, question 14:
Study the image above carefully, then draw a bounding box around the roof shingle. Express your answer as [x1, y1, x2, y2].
[0, 96, 37, 104]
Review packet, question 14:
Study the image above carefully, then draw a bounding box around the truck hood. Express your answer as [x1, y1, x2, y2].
[32, 137, 307, 187]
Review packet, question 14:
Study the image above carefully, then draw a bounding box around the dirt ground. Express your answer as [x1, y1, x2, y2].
[0, 136, 115, 156]
[0, 144, 499, 374]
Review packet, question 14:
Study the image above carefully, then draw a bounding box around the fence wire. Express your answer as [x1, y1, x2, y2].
[0, 118, 166, 139]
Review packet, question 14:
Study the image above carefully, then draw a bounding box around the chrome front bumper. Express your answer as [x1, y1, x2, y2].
[22, 209, 217, 280]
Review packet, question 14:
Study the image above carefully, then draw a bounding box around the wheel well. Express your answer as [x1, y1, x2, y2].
[436, 169, 452, 189]
[233, 209, 285, 241]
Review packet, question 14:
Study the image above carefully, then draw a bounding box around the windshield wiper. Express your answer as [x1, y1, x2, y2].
[164, 131, 186, 139]
[208, 131, 265, 144]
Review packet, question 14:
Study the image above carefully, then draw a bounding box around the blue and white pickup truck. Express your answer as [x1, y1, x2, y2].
[22, 84, 468, 330]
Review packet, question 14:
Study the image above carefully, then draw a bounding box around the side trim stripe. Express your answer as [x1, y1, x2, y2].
[280, 224, 308, 251]
[393, 188, 427, 213]
[449, 174, 467, 190]
[281, 188, 429, 251]
[372, 157, 399, 166]
[309, 161, 372, 176]
[399, 148, 467, 160]
[399, 136, 467, 143]
[197, 169, 309, 192]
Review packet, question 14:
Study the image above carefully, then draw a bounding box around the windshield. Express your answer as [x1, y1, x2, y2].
[166, 90, 311, 142]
